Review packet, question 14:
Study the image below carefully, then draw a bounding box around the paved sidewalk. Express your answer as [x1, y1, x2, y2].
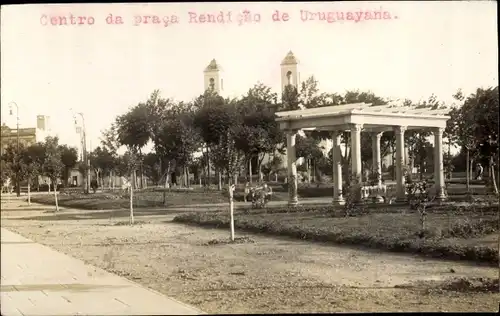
[0, 228, 204, 316]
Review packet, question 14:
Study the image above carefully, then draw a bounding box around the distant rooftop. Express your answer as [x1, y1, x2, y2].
[204, 59, 221, 72]
[281, 51, 299, 66]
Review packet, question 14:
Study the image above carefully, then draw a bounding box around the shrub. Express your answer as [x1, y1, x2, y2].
[444, 218, 499, 238]
[173, 208, 499, 266]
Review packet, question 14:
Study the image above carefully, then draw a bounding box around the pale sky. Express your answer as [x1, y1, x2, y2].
[1, 2, 498, 154]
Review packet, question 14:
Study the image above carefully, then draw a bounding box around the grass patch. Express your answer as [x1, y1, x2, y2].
[440, 277, 499, 293]
[403, 277, 500, 294]
[30, 189, 229, 210]
[173, 204, 499, 265]
[202, 236, 255, 246]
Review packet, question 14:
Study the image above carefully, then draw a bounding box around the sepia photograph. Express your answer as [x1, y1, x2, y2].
[1, 1, 499, 314]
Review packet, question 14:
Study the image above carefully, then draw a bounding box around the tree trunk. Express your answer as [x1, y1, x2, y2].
[306, 159, 311, 183]
[489, 156, 498, 195]
[27, 181, 31, 206]
[207, 148, 211, 187]
[228, 180, 235, 242]
[217, 169, 222, 191]
[470, 158, 474, 180]
[134, 170, 138, 190]
[53, 179, 59, 212]
[465, 149, 470, 192]
[410, 155, 415, 178]
[129, 171, 134, 225]
[163, 163, 171, 205]
[140, 163, 144, 189]
[248, 159, 253, 184]
[258, 153, 265, 183]
[64, 168, 69, 187]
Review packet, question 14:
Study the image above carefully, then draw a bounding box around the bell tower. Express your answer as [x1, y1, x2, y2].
[204, 59, 223, 94]
[280, 51, 299, 93]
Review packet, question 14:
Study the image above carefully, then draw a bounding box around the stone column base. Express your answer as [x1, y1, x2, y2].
[288, 200, 299, 207]
[435, 193, 447, 202]
[332, 198, 345, 206]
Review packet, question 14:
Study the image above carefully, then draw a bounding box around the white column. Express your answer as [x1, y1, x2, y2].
[394, 126, 406, 202]
[371, 132, 384, 203]
[332, 131, 344, 205]
[286, 130, 299, 206]
[433, 127, 447, 200]
[350, 124, 363, 183]
[371, 132, 383, 185]
[350, 124, 363, 203]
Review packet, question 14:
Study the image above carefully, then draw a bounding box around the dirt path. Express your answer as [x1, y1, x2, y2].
[1, 201, 498, 313]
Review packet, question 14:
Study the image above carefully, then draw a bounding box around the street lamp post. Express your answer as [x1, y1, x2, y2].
[72, 110, 90, 194]
[8, 102, 21, 197]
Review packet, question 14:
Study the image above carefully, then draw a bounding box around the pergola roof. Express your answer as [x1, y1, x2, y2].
[275, 102, 451, 132]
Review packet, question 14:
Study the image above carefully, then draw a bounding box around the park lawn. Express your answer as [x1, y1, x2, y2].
[29, 186, 293, 210]
[28, 180, 493, 211]
[173, 204, 499, 265]
[30, 189, 231, 210]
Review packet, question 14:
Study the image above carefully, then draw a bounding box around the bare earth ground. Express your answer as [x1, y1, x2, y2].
[1, 200, 499, 313]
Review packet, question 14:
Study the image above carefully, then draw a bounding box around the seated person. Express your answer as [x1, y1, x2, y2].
[262, 183, 273, 201]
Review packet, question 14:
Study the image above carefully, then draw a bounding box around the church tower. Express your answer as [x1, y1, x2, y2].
[203, 59, 224, 94]
[280, 51, 299, 92]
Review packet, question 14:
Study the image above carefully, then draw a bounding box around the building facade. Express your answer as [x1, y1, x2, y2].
[1, 124, 37, 155]
[1, 115, 51, 155]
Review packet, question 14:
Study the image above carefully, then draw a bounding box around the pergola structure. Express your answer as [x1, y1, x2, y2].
[275, 102, 451, 206]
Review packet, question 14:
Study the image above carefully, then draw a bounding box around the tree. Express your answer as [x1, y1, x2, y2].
[100, 123, 120, 155]
[1, 143, 25, 194]
[452, 89, 485, 192]
[89, 146, 116, 189]
[262, 155, 283, 181]
[21, 143, 45, 204]
[295, 133, 324, 182]
[59, 144, 78, 186]
[115, 102, 151, 190]
[41, 136, 64, 211]
[280, 84, 300, 111]
[154, 101, 201, 189]
[100, 124, 121, 189]
[403, 95, 445, 180]
[235, 83, 283, 182]
[0, 159, 11, 190]
[467, 87, 499, 193]
[194, 93, 243, 189]
[143, 152, 162, 186]
[114, 152, 133, 178]
[145, 92, 179, 187]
